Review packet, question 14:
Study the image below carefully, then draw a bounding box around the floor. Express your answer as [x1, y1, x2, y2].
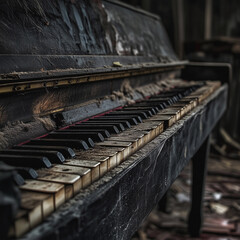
[131, 150, 240, 240]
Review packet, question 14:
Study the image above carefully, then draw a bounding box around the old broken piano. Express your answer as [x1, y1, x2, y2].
[0, 0, 228, 239]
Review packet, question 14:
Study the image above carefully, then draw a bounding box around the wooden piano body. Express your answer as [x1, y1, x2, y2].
[0, 0, 228, 239]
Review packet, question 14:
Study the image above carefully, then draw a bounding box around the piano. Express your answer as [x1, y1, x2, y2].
[0, 0, 228, 239]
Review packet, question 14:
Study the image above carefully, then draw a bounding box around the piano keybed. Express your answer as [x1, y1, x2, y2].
[5, 80, 221, 238]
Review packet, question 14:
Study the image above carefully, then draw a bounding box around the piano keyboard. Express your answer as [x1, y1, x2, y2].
[4, 80, 220, 238]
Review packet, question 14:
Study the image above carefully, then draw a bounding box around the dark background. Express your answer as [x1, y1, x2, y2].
[120, 0, 240, 58]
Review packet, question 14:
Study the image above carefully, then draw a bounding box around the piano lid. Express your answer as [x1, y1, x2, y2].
[0, 0, 185, 83]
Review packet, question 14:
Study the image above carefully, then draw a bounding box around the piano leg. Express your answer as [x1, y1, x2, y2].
[188, 135, 210, 237]
[158, 192, 169, 213]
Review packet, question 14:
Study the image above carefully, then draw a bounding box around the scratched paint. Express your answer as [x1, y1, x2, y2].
[0, 0, 178, 75]
[103, 1, 177, 60]
[0, 0, 111, 55]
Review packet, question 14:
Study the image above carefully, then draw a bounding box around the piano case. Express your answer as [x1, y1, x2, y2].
[0, 0, 228, 239]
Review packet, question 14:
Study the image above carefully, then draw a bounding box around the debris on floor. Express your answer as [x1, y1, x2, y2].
[132, 153, 240, 240]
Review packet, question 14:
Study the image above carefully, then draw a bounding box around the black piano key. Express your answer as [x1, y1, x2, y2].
[107, 111, 149, 119]
[0, 162, 35, 183]
[169, 99, 175, 105]
[104, 115, 143, 123]
[143, 97, 172, 102]
[152, 93, 179, 98]
[173, 87, 195, 96]
[133, 102, 166, 109]
[14, 174, 25, 186]
[80, 122, 125, 131]
[14, 145, 75, 159]
[118, 109, 153, 117]
[160, 102, 167, 108]
[123, 106, 159, 114]
[174, 87, 192, 91]
[98, 115, 142, 124]
[160, 95, 178, 101]
[0, 163, 38, 179]
[122, 107, 157, 115]
[61, 129, 111, 138]
[14, 167, 38, 179]
[143, 102, 166, 108]
[86, 120, 131, 129]
[172, 96, 180, 102]
[173, 94, 183, 99]
[0, 149, 65, 164]
[48, 132, 104, 142]
[27, 139, 90, 150]
[0, 155, 52, 168]
[159, 90, 185, 95]
[96, 116, 138, 125]
[141, 98, 173, 105]
[72, 124, 120, 134]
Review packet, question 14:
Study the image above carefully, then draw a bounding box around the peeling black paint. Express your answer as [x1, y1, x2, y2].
[0, 0, 111, 55]
[0, 0, 178, 74]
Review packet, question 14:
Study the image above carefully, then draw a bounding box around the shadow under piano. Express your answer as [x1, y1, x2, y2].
[0, 0, 229, 239]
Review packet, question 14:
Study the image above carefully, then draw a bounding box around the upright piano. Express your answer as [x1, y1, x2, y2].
[0, 0, 228, 239]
